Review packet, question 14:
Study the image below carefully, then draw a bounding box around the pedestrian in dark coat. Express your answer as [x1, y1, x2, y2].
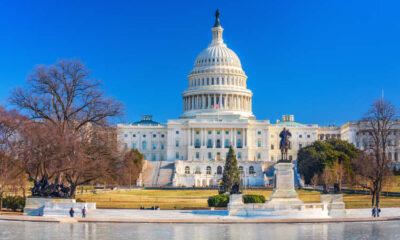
[69, 208, 75, 217]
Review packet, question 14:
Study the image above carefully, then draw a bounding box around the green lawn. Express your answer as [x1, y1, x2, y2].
[77, 189, 400, 209]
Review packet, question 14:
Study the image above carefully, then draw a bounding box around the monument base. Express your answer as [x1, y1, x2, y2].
[24, 197, 96, 217]
[228, 194, 246, 215]
[320, 194, 346, 217]
[267, 162, 303, 208]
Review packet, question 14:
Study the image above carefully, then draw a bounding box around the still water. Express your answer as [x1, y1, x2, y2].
[1, 220, 400, 240]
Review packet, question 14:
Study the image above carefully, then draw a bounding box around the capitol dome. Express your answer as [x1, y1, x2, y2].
[193, 45, 242, 69]
[181, 10, 254, 120]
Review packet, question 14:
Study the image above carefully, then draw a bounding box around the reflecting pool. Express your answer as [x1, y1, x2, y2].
[1, 220, 400, 240]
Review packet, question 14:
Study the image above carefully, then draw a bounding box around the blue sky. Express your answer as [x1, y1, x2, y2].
[0, 0, 399, 126]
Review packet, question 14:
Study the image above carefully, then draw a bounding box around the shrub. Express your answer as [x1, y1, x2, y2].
[2, 196, 26, 211]
[207, 194, 229, 207]
[75, 198, 85, 202]
[243, 194, 266, 204]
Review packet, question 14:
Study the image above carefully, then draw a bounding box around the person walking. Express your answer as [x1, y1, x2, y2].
[69, 207, 75, 217]
[82, 207, 87, 218]
[377, 207, 381, 217]
[372, 207, 376, 217]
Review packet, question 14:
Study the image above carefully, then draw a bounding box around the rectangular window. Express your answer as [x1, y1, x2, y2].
[271, 156, 274, 161]
[161, 144, 164, 150]
[258, 140, 261, 147]
[176, 152, 179, 159]
[208, 152, 212, 159]
[196, 152, 200, 159]
[299, 144, 302, 149]
[132, 143, 136, 149]
[152, 155, 156, 161]
[176, 141, 179, 147]
[271, 144, 274, 150]
[153, 144, 156, 150]
[161, 155, 164, 160]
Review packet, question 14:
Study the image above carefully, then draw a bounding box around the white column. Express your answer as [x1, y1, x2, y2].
[213, 128, 216, 148]
[201, 128, 204, 146]
[244, 128, 247, 147]
[219, 94, 222, 108]
[250, 97, 252, 112]
[207, 95, 210, 109]
[191, 128, 194, 146]
[234, 128, 237, 147]
[214, 94, 216, 107]
[187, 128, 190, 147]
[222, 128, 225, 148]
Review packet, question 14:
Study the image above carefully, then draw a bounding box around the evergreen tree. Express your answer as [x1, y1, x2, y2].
[219, 146, 241, 194]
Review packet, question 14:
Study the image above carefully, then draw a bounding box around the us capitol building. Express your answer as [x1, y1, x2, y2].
[117, 12, 400, 187]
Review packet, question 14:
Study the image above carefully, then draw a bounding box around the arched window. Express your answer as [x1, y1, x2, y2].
[239, 166, 244, 174]
[206, 166, 211, 174]
[207, 139, 213, 148]
[257, 153, 261, 159]
[216, 139, 221, 148]
[142, 141, 147, 150]
[195, 166, 201, 174]
[217, 166, 222, 174]
[195, 139, 201, 148]
[185, 166, 190, 174]
[238, 152, 242, 159]
[249, 166, 255, 174]
[237, 139, 242, 148]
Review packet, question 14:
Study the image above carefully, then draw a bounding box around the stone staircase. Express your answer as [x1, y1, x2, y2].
[140, 161, 174, 187]
[155, 162, 174, 187]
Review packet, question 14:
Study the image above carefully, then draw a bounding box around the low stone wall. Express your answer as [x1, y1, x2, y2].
[24, 198, 96, 217]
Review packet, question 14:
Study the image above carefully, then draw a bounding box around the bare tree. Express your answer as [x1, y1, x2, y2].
[0, 107, 27, 209]
[354, 98, 399, 207]
[10, 59, 123, 197]
[63, 125, 120, 197]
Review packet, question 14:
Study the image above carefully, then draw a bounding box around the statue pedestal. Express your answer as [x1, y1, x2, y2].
[266, 162, 302, 208]
[228, 194, 245, 215]
[24, 197, 96, 217]
[320, 194, 346, 217]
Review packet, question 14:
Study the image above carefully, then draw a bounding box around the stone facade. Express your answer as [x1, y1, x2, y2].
[117, 13, 400, 187]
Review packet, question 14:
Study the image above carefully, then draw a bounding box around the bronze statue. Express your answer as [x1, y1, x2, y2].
[279, 128, 292, 162]
[31, 174, 71, 198]
[214, 9, 220, 27]
[230, 182, 241, 194]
